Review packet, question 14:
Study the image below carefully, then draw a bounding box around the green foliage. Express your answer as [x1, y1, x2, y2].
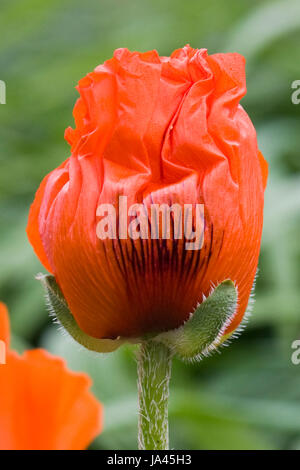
[1, 0, 300, 450]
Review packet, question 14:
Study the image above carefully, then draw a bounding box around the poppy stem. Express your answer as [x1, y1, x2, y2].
[137, 340, 173, 450]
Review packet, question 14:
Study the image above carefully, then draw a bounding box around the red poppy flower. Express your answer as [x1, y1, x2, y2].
[27, 46, 268, 341]
[0, 302, 102, 450]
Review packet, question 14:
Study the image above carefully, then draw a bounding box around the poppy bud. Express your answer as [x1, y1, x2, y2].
[27, 46, 268, 345]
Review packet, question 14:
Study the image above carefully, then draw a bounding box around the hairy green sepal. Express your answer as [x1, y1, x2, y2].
[37, 273, 124, 353]
[154, 280, 238, 360]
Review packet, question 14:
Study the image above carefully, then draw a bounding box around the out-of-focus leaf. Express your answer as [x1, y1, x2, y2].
[226, 0, 300, 59]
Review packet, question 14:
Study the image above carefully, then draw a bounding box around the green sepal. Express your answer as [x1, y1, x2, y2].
[37, 273, 124, 353]
[154, 280, 237, 360]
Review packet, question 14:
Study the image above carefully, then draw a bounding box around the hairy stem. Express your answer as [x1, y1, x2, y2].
[137, 340, 173, 450]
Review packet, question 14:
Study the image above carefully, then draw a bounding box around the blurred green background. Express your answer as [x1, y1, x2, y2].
[1, 0, 300, 450]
